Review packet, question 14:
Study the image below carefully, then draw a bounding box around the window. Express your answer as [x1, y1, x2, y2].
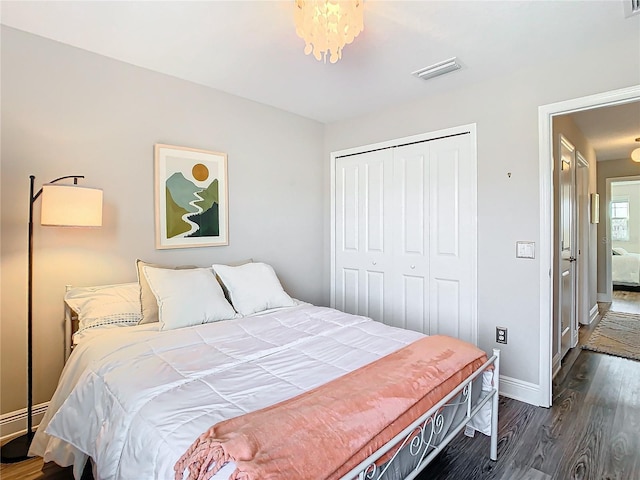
[611, 199, 629, 241]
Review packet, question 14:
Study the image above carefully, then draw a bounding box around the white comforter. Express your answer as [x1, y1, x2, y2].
[612, 252, 640, 285]
[31, 305, 425, 480]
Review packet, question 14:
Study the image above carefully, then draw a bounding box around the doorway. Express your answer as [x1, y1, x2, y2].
[538, 85, 640, 408]
[608, 177, 640, 314]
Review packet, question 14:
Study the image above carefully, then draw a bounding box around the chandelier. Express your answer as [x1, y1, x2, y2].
[294, 0, 364, 64]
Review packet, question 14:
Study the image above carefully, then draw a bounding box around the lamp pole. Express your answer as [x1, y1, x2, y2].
[1, 175, 85, 463]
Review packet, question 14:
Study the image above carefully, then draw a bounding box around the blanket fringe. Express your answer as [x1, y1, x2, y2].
[174, 435, 232, 480]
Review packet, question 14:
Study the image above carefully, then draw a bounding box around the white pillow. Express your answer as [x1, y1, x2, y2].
[65, 283, 141, 333]
[142, 266, 237, 330]
[212, 262, 295, 316]
[136, 259, 196, 325]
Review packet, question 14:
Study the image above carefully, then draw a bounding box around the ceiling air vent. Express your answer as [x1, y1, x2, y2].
[412, 58, 461, 81]
[625, 0, 640, 17]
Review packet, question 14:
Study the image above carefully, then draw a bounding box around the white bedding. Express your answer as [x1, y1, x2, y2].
[612, 251, 640, 286]
[31, 305, 428, 480]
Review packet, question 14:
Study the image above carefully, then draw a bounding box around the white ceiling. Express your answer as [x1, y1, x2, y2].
[2, 0, 640, 158]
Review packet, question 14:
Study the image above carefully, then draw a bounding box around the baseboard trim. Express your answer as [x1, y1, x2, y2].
[0, 402, 49, 442]
[597, 293, 612, 303]
[499, 375, 541, 406]
[589, 304, 599, 324]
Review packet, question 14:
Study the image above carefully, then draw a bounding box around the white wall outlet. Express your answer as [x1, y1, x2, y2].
[496, 327, 507, 344]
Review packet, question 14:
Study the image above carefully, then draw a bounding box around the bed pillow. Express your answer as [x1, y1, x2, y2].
[212, 262, 296, 316]
[65, 283, 142, 333]
[136, 260, 196, 325]
[612, 247, 628, 255]
[142, 266, 237, 330]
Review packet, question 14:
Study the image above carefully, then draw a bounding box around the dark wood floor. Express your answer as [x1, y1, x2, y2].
[419, 298, 640, 480]
[420, 350, 640, 480]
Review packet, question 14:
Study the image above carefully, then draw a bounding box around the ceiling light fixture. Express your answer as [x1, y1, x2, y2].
[294, 0, 364, 64]
[632, 137, 640, 163]
[412, 57, 461, 81]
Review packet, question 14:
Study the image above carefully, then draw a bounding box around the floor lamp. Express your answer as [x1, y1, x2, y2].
[0, 175, 103, 463]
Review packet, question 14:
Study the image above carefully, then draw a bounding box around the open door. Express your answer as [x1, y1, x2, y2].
[559, 135, 577, 360]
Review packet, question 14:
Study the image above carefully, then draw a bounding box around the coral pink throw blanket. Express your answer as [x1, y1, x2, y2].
[174, 335, 487, 480]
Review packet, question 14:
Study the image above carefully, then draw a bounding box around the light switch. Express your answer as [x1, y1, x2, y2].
[516, 241, 535, 259]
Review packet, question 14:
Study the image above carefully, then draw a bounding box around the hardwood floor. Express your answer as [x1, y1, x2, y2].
[3, 342, 639, 479]
[420, 299, 640, 480]
[611, 289, 640, 315]
[419, 350, 640, 480]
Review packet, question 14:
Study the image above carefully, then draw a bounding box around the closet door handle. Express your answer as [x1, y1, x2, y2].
[410, 265, 415, 269]
[372, 261, 377, 265]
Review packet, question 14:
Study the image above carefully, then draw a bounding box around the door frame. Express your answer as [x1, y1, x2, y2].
[556, 134, 578, 370]
[605, 175, 640, 299]
[538, 84, 640, 407]
[575, 151, 591, 329]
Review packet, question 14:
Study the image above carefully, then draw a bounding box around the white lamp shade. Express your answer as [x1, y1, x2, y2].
[40, 184, 103, 226]
[632, 147, 640, 163]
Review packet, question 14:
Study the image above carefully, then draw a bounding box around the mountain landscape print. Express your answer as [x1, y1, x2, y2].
[155, 144, 228, 249]
[165, 170, 219, 238]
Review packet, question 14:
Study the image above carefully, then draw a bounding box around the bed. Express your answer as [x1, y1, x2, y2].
[29, 261, 499, 480]
[612, 247, 640, 287]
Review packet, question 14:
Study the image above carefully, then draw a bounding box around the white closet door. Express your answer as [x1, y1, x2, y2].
[333, 130, 476, 345]
[334, 149, 393, 322]
[390, 143, 430, 332]
[427, 135, 476, 344]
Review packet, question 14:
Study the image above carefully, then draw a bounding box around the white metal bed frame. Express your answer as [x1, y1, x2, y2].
[341, 349, 500, 480]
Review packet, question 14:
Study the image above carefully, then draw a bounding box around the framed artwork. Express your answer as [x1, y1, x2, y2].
[154, 144, 228, 249]
[590, 193, 599, 224]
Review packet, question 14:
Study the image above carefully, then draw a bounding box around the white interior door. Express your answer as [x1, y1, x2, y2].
[333, 128, 477, 345]
[390, 142, 430, 332]
[427, 135, 476, 343]
[559, 136, 577, 359]
[576, 152, 590, 327]
[334, 149, 393, 322]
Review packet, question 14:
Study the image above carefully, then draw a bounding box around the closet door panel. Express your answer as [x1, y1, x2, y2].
[401, 274, 427, 332]
[431, 279, 460, 338]
[340, 267, 359, 315]
[365, 271, 385, 323]
[335, 150, 393, 323]
[391, 143, 430, 332]
[428, 135, 475, 344]
[397, 152, 426, 256]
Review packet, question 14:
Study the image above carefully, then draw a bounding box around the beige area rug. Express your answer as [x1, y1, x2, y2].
[582, 311, 640, 361]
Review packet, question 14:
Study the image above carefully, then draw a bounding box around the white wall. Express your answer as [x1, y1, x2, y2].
[0, 27, 325, 413]
[324, 34, 640, 402]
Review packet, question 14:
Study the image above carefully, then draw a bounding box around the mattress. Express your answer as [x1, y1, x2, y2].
[612, 252, 640, 286]
[32, 304, 490, 480]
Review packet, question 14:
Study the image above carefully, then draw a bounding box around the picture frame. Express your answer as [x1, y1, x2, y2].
[590, 193, 599, 224]
[154, 144, 228, 249]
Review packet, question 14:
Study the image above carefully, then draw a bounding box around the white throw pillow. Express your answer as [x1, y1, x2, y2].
[65, 283, 141, 332]
[143, 266, 237, 330]
[136, 259, 196, 325]
[212, 262, 295, 316]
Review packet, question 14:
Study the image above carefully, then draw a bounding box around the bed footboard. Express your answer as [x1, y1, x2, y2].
[341, 348, 500, 480]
